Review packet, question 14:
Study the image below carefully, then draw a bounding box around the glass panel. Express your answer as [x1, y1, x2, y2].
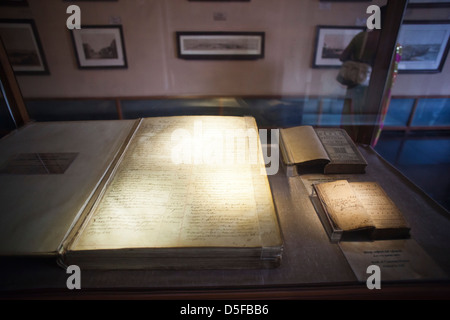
[0, 96, 16, 137]
[0, 83, 17, 138]
[300, 99, 320, 126]
[2, 0, 450, 289]
[121, 98, 247, 119]
[374, 5, 450, 210]
[0, 0, 400, 141]
[319, 98, 345, 126]
[25, 100, 118, 121]
[372, 131, 403, 164]
[383, 98, 415, 127]
[398, 137, 450, 165]
[383, 134, 450, 210]
[239, 98, 306, 128]
[411, 98, 450, 127]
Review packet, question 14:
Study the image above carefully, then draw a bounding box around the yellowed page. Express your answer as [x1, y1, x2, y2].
[72, 116, 281, 251]
[315, 180, 373, 231]
[280, 126, 329, 164]
[350, 182, 408, 230]
[315, 128, 366, 163]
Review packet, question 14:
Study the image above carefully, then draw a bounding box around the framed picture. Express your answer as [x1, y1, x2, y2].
[312, 25, 364, 68]
[397, 21, 450, 73]
[70, 25, 127, 69]
[176, 32, 264, 60]
[0, 19, 49, 75]
[408, 0, 450, 8]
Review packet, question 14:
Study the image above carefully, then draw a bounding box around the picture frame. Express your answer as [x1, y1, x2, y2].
[70, 25, 127, 69]
[176, 31, 265, 60]
[397, 21, 450, 73]
[408, 0, 450, 8]
[0, 19, 49, 75]
[312, 25, 364, 68]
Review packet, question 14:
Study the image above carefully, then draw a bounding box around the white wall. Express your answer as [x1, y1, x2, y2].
[0, 0, 448, 98]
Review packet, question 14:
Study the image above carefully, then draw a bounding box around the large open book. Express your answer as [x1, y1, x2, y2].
[279, 126, 367, 177]
[312, 180, 410, 243]
[0, 116, 283, 269]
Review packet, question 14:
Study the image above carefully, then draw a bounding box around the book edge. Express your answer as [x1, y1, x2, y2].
[58, 119, 143, 257]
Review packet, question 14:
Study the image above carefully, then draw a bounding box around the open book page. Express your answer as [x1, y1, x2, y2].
[0, 120, 138, 255]
[315, 180, 373, 231]
[350, 182, 408, 230]
[280, 126, 329, 165]
[315, 128, 365, 163]
[300, 174, 358, 195]
[71, 116, 281, 251]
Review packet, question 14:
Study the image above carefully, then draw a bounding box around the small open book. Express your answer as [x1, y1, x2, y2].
[279, 126, 367, 177]
[312, 180, 410, 242]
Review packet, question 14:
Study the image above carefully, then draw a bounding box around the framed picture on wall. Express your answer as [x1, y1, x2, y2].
[397, 21, 450, 73]
[176, 32, 265, 60]
[0, 19, 49, 75]
[312, 25, 364, 68]
[70, 25, 127, 69]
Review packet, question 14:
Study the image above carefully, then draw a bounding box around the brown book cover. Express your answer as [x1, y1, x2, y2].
[279, 126, 367, 176]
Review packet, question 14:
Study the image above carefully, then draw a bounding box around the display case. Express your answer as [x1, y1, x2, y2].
[0, 0, 449, 301]
[0, 118, 449, 300]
